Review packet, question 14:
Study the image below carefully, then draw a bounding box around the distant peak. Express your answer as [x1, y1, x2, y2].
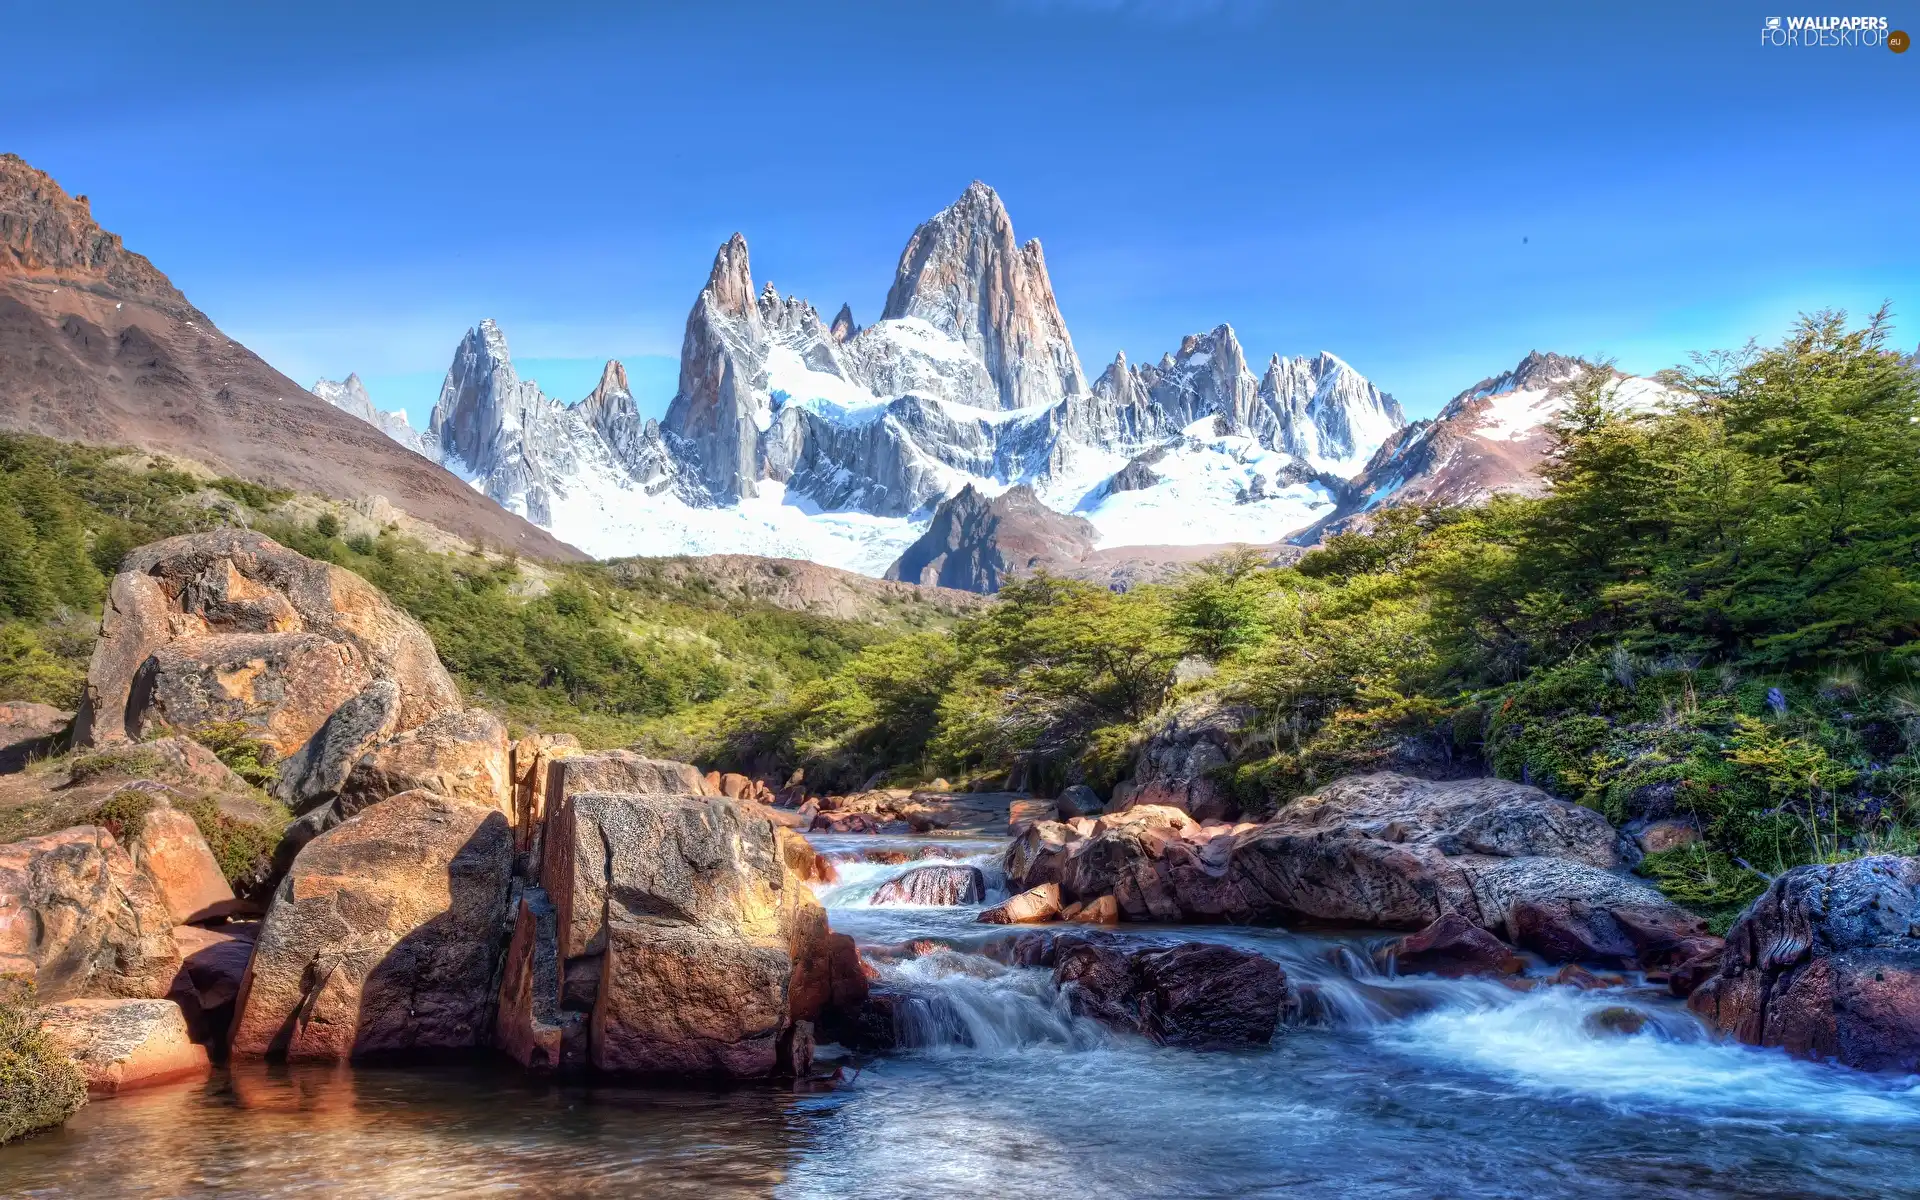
[702, 234, 756, 317]
[829, 303, 858, 343]
[595, 359, 629, 396]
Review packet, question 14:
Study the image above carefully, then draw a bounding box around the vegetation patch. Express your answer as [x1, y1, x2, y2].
[0, 987, 87, 1146]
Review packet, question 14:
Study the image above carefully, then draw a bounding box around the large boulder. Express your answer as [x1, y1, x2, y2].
[1227, 774, 1702, 964]
[1004, 820, 1081, 891]
[37, 998, 210, 1096]
[1689, 856, 1920, 1071]
[0, 826, 180, 1001]
[125, 801, 235, 925]
[336, 708, 512, 820]
[870, 864, 986, 906]
[75, 529, 459, 748]
[228, 790, 512, 1062]
[547, 791, 823, 1076]
[126, 632, 375, 758]
[1121, 698, 1252, 821]
[1052, 935, 1289, 1048]
[1060, 806, 1246, 922]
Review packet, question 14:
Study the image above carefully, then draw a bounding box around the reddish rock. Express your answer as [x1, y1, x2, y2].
[1380, 913, 1522, 978]
[127, 803, 235, 925]
[870, 864, 986, 906]
[76, 529, 459, 749]
[508, 732, 581, 852]
[494, 886, 582, 1072]
[229, 791, 513, 1061]
[1073, 894, 1120, 925]
[336, 707, 513, 820]
[0, 825, 180, 1001]
[1007, 798, 1056, 832]
[38, 998, 210, 1096]
[978, 883, 1062, 925]
[1689, 856, 1920, 1071]
[129, 631, 375, 759]
[703, 770, 722, 794]
[777, 827, 838, 885]
[718, 772, 752, 799]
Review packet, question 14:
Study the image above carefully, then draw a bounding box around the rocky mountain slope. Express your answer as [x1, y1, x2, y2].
[884, 484, 1097, 592]
[424, 181, 1413, 577]
[312, 373, 433, 458]
[0, 154, 583, 562]
[1294, 351, 1678, 542]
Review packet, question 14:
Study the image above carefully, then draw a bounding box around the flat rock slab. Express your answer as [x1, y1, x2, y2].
[40, 997, 210, 1096]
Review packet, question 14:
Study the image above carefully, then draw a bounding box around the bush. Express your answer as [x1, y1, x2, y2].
[0, 987, 87, 1145]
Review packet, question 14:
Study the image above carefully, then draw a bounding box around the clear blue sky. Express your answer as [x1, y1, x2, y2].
[4, 1, 1915, 427]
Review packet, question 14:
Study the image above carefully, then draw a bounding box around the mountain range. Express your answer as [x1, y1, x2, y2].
[2, 153, 1675, 590]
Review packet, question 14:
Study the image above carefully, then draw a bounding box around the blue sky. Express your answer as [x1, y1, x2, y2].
[4, 1, 1915, 427]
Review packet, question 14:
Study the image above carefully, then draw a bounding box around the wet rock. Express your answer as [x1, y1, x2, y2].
[1665, 940, 1726, 999]
[1070, 894, 1120, 925]
[336, 707, 512, 821]
[1380, 913, 1522, 979]
[1061, 805, 1246, 922]
[167, 923, 255, 1043]
[1008, 798, 1057, 831]
[978, 883, 1062, 925]
[0, 826, 180, 1001]
[1474, 857, 1711, 968]
[126, 802, 235, 924]
[778, 827, 838, 885]
[1124, 698, 1252, 821]
[1052, 935, 1289, 1048]
[1688, 856, 1920, 1071]
[0, 701, 69, 772]
[870, 864, 986, 906]
[76, 529, 459, 748]
[38, 998, 210, 1095]
[1582, 1006, 1648, 1037]
[229, 790, 513, 1062]
[1549, 963, 1625, 990]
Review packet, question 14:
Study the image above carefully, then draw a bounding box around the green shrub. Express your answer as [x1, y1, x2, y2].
[0, 987, 88, 1145]
[1637, 843, 1770, 934]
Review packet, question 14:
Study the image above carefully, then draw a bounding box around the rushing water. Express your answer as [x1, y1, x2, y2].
[9, 830, 1920, 1198]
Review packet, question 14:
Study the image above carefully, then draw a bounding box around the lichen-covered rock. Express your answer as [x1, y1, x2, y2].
[1689, 856, 1920, 1071]
[0, 826, 180, 1001]
[336, 707, 512, 821]
[271, 679, 402, 814]
[37, 998, 209, 1095]
[76, 529, 458, 748]
[555, 792, 800, 1076]
[126, 632, 375, 759]
[870, 864, 986, 906]
[228, 790, 512, 1062]
[126, 803, 235, 925]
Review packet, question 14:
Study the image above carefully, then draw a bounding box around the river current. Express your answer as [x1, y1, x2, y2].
[7, 831, 1920, 1198]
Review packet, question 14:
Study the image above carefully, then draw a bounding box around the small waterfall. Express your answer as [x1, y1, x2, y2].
[877, 949, 1103, 1053]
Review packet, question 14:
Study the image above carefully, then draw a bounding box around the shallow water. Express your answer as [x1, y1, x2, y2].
[9, 831, 1920, 1198]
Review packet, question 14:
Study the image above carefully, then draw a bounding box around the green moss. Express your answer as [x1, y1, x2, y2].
[0, 987, 87, 1146]
[176, 722, 278, 788]
[1637, 843, 1770, 934]
[66, 747, 167, 786]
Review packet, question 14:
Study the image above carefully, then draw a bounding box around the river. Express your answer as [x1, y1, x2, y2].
[7, 830, 1920, 1198]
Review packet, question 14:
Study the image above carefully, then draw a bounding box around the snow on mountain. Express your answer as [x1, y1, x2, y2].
[425, 182, 1413, 575]
[312, 373, 436, 460]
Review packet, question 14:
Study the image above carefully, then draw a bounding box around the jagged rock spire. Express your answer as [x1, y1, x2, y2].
[830, 303, 858, 343]
[880, 181, 1086, 411]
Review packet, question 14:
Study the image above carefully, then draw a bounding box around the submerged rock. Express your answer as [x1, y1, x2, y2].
[870, 864, 986, 906]
[1689, 856, 1920, 1071]
[1379, 913, 1522, 979]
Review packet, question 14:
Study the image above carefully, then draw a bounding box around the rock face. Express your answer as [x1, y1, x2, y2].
[1120, 699, 1252, 821]
[125, 804, 234, 925]
[228, 790, 513, 1062]
[1689, 856, 1920, 1071]
[1297, 352, 1677, 544]
[0, 826, 180, 1001]
[869, 864, 987, 906]
[0, 154, 582, 562]
[1052, 935, 1289, 1048]
[884, 483, 1096, 593]
[75, 529, 459, 750]
[0, 701, 68, 772]
[335, 708, 512, 820]
[37, 998, 210, 1095]
[168, 923, 255, 1043]
[880, 180, 1086, 412]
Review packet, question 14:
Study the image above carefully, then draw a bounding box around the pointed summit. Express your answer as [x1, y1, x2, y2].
[880, 181, 1085, 411]
[830, 303, 858, 343]
[703, 233, 757, 319]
